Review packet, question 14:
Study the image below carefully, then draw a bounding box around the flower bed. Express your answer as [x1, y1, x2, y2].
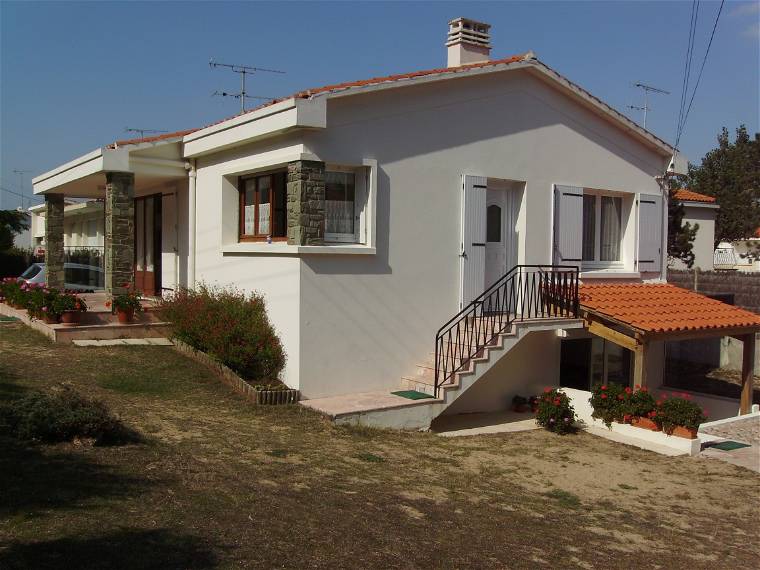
[589, 384, 707, 439]
[0, 278, 87, 325]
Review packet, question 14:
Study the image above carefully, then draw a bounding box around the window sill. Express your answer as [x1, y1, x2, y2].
[221, 242, 376, 256]
[580, 270, 641, 279]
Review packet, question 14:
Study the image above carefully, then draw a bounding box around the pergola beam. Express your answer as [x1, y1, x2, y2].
[741, 333, 756, 415]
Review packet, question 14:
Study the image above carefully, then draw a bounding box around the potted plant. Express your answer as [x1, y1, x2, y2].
[589, 384, 626, 428]
[512, 395, 529, 413]
[107, 284, 142, 323]
[624, 386, 656, 426]
[656, 394, 707, 439]
[529, 395, 540, 413]
[26, 287, 62, 324]
[57, 292, 88, 325]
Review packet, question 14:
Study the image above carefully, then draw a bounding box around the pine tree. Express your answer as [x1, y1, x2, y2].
[688, 125, 760, 245]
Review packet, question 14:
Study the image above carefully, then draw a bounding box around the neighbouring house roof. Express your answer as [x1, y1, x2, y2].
[108, 52, 676, 156]
[579, 283, 760, 335]
[673, 189, 716, 204]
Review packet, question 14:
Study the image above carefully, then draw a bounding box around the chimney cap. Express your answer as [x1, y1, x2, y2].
[447, 17, 492, 66]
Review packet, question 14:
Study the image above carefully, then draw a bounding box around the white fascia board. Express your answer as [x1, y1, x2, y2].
[682, 201, 719, 210]
[217, 145, 319, 177]
[32, 147, 130, 195]
[183, 98, 327, 158]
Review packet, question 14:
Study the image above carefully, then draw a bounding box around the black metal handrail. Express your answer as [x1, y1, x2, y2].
[434, 265, 579, 397]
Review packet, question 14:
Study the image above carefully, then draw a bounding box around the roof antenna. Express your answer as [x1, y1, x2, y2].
[124, 127, 169, 140]
[627, 82, 670, 130]
[209, 59, 285, 113]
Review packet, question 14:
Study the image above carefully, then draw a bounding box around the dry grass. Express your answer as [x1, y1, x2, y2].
[1, 323, 759, 569]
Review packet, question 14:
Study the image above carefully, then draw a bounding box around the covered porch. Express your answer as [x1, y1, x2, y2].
[31, 131, 193, 298]
[578, 283, 760, 416]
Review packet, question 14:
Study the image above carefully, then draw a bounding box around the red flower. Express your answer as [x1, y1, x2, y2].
[105, 301, 112, 308]
[601, 385, 607, 391]
[649, 411, 657, 418]
[634, 384, 640, 390]
[543, 387, 552, 393]
[641, 387, 648, 392]
[624, 387, 632, 394]
[656, 400, 663, 406]
[601, 394, 607, 399]
[553, 399, 561, 406]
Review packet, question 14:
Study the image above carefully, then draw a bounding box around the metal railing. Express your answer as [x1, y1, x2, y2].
[434, 265, 579, 398]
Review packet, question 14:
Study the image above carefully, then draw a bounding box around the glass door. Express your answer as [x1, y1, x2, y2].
[134, 194, 162, 296]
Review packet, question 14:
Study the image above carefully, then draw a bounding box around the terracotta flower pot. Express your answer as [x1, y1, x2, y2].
[623, 414, 633, 424]
[670, 426, 698, 439]
[632, 417, 660, 431]
[117, 308, 135, 324]
[61, 311, 81, 326]
[44, 314, 61, 324]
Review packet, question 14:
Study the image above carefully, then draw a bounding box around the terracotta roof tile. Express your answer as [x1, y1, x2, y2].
[579, 283, 760, 334]
[673, 188, 716, 203]
[110, 128, 199, 148]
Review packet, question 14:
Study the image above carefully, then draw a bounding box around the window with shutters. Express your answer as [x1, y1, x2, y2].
[581, 190, 628, 269]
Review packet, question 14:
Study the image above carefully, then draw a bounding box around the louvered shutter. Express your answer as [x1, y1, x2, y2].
[460, 175, 487, 308]
[637, 193, 663, 272]
[553, 185, 583, 267]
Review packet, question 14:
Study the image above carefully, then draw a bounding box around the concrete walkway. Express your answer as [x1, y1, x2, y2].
[72, 338, 173, 346]
[433, 410, 539, 437]
[699, 414, 760, 473]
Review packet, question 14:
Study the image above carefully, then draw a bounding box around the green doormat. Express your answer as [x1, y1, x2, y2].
[711, 441, 751, 451]
[391, 390, 434, 400]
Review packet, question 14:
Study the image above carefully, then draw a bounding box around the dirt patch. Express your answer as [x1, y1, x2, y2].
[1, 323, 759, 569]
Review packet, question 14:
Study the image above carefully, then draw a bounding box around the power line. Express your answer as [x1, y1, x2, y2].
[676, 1, 699, 146]
[0, 185, 43, 208]
[677, 0, 725, 148]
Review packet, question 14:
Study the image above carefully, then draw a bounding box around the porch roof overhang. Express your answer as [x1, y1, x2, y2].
[578, 283, 760, 344]
[32, 138, 188, 198]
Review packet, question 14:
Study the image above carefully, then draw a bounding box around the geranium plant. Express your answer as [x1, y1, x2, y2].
[655, 394, 707, 432]
[535, 387, 576, 434]
[106, 284, 142, 314]
[589, 383, 626, 428]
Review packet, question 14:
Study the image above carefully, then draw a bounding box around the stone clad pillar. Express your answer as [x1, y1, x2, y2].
[44, 193, 65, 289]
[287, 160, 325, 246]
[105, 172, 135, 297]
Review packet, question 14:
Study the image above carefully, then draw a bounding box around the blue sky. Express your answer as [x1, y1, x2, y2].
[1, 0, 758, 209]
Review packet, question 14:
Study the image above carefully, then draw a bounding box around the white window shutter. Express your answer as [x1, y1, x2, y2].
[553, 185, 583, 266]
[637, 193, 663, 272]
[460, 175, 487, 308]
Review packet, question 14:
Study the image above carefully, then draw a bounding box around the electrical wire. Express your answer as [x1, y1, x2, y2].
[675, 1, 699, 146]
[677, 0, 725, 148]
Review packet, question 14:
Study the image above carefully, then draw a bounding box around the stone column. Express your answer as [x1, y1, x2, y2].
[287, 160, 325, 246]
[44, 193, 65, 289]
[105, 172, 135, 297]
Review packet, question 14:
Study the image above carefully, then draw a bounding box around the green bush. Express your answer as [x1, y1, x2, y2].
[158, 284, 286, 383]
[0, 247, 34, 279]
[535, 388, 576, 434]
[589, 383, 625, 427]
[0, 385, 139, 445]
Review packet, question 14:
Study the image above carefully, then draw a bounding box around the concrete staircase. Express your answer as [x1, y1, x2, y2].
[301, 317, 583, 429]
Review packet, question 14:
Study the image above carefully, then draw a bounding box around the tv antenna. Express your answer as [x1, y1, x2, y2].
[8, 169, 32, 210]
[627, 82, 670, 129]
[124, 127, 169, 140]
[209, 59, 284, 112]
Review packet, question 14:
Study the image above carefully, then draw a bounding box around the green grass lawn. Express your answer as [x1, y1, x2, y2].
[1, 323, 758, 569]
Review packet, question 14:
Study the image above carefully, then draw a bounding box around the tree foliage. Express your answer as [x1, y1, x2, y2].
[667, 177, 698, 268]
[688, 125, 760, 245]
[0, 210, 30, 251]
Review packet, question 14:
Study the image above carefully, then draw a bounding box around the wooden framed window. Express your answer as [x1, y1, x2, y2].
[239, 171, 287, 241]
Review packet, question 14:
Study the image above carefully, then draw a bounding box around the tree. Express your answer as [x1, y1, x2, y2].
[688, 125, 760, 245]
[666, 177, 698, 268]
[0, 210, 29, 251]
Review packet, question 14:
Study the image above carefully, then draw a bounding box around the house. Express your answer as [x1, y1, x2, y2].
[28, 200, 105, 252]
[31, 18, 758, 427]
[668, 189, 718, 271]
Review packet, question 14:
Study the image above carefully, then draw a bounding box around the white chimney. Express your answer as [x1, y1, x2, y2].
[446, 17, 491, 67]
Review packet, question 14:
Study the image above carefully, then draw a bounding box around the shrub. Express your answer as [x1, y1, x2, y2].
[623, 386, 656, 419]
[536, 387, 576, 434]
[655, 394, 707, 432]
[0, 247, 35, 279]
[159, 284, 286, 383]
[107, 283, 143, 313]
[0, 385, 139, 445]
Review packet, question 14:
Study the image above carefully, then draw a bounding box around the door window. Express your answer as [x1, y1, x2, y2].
[486, 205, 501, 242]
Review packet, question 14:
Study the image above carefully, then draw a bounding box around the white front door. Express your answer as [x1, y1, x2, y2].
[485, 186, 515, 287]
[459, 175, 487, 309]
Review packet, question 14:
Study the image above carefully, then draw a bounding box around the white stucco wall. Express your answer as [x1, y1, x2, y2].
[669, 204, 716, 271]
[189, 68, 671, 398]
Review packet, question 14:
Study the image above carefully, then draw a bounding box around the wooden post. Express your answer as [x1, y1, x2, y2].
[633, 341, 648, 388]
[740, 333, 756, 415]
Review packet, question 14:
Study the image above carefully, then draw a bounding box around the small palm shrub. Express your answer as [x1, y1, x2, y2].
[0, 385, 138, 445]
[159, 284, 286, 383]
[536, 388, 576, 434]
